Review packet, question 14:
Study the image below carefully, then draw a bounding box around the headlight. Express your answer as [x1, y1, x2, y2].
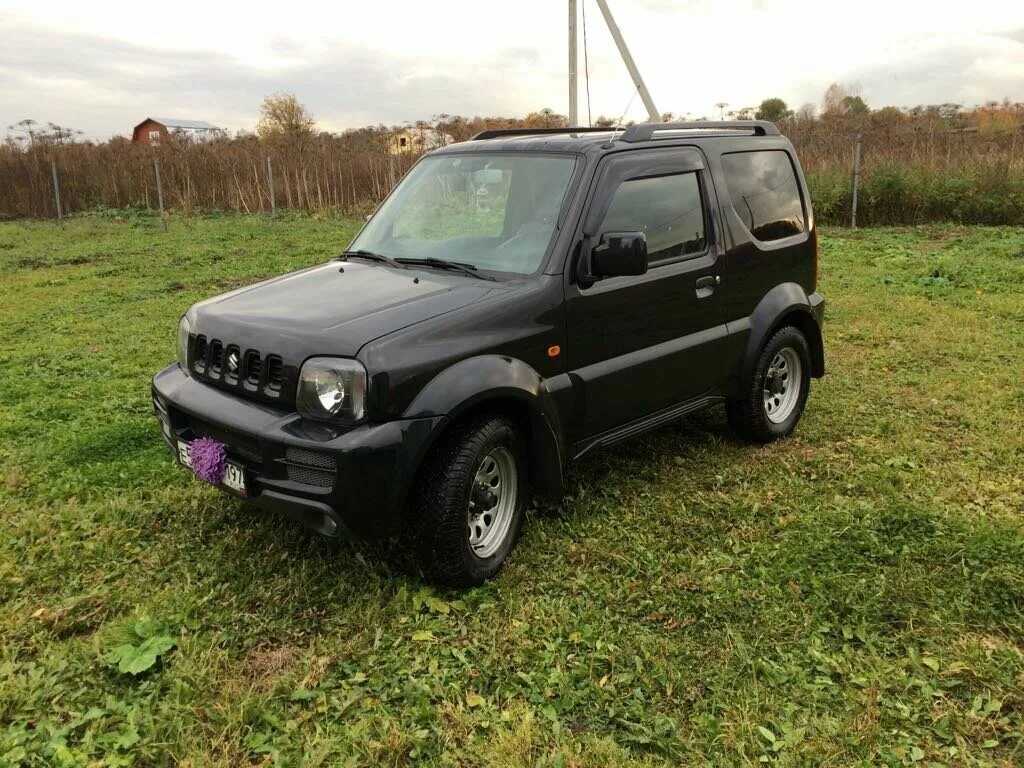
[296, 357, 367, 422]
[176, 316, 191, 374]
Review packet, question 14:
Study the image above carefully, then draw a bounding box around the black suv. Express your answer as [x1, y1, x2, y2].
[152, 121, 825, 586]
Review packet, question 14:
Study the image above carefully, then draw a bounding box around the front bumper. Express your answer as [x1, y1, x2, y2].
[152, 364, 443, 539]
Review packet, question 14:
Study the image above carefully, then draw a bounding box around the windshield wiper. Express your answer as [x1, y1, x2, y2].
[395, 257, 495, 281]
[339, 249, 405, 270]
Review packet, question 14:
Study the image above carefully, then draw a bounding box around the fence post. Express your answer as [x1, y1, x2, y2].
[153, 158, 168, 231]
[851, 131, 862, 228]
[51, 161, 64, 228]
[266, 156, 276, 218]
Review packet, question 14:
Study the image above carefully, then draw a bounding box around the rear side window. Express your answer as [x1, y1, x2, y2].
[597, 172, 706, 264]
[721, 151, 805, 241]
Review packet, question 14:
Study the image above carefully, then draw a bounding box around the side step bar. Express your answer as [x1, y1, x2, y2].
[571, 394, 723, 461]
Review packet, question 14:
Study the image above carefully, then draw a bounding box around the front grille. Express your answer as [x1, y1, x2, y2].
[266, 356, 284, 391]
[286, 464, 334, 487]
[286, 447, 335, 469]
[224, 345, 241, 384]
[283, 447, 335, 488]
[194, 336, 208, 368]
[191, 335, 285, 401]
[245, 351, 262, 386]
[209, 339, 224, 375]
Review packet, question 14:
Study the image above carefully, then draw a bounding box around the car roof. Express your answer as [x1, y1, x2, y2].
[431, 121, 785, 156]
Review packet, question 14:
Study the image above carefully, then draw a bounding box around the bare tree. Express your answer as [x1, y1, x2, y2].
[523, 109, 568, 128]
[822, 83, 849, 116]
[256, 93, 315, 144]
[823, 82, 866, 117]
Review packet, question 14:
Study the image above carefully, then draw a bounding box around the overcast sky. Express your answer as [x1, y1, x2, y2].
[2, 0, 1023, 140]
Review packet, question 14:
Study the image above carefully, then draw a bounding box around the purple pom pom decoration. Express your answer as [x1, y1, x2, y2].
[189, 437, 227, 485]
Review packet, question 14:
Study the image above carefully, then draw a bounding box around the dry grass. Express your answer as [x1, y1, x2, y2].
[3, 108, 1022, 223]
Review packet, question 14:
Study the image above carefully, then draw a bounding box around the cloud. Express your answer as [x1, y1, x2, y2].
[0, 15, 559, 138]
[839, 35, 1024, 109]
[1000, 28, 1024, 44]
[2, 1, 1023, 140]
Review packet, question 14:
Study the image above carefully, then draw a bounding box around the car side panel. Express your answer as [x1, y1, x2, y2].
[704, 142, 816, 324]
[701, 139, 821, 392]
[401, 355, 569, 499]
[562, 148, 731, 439]
[722, 284, 825, 398]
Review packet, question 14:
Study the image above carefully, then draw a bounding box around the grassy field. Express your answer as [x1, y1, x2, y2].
[0, 212, 1022, 766]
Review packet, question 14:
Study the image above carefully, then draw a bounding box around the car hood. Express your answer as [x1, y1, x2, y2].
[188, 260, 506, 360]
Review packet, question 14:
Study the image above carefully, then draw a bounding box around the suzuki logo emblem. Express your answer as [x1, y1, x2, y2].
[227, 351, 240, 374]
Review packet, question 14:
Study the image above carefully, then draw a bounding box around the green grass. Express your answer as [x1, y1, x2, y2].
[1, 212, 1022, 766]
[807, 167, 1024, 226]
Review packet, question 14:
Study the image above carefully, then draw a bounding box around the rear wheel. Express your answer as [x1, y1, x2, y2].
[409, 414, 529, 587]
[727, 326, 811, 443]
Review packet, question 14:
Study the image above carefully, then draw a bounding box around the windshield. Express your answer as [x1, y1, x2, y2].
[350, 153, 578, 275]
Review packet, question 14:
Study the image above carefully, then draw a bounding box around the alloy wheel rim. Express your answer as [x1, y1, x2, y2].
[467, 446, 518, 559]
[763, 347, 802, 424]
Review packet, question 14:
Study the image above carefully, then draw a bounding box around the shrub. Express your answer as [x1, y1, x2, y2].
[807, 167, 1024, 226]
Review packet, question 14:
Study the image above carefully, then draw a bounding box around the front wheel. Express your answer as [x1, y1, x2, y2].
[727, 325, 811, 443]
[409, 415, 529, 587]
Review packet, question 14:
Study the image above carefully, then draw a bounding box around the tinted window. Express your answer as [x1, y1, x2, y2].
[597, 172, 706, 264]
[721, 151, 805, 241]
[352, 154, 578, 275]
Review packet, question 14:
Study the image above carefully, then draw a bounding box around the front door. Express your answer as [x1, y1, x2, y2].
[564, 148, 730, 440]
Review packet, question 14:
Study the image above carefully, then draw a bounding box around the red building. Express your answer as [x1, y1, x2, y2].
[131, 117, 222, 144]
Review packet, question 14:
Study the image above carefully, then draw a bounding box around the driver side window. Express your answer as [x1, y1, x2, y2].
[598, 172, 706, 266]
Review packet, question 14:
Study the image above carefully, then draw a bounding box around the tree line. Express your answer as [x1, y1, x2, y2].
[2, 91, 1022, 225]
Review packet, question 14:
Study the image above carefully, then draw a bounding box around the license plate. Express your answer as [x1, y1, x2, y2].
[177, 440, 247, 494]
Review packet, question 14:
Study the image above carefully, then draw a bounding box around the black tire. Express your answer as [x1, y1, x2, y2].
[727, 325, 811, 443]
[408, 414, 529, 587]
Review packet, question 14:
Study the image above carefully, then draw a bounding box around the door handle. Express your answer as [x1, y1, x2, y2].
[695, 275, 720, 298]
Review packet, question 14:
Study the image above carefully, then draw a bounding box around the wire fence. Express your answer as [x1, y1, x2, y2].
[0, 137, 418, 221]
[2, 121, 1023, 226]
[787, 120, 1024, 225]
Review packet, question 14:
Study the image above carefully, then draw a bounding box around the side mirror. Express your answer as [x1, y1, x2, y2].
[589, 231, 648, 279]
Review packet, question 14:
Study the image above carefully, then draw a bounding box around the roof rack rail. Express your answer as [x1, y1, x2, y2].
[619, 120, 779, 142]
[470, 126, 619, 141]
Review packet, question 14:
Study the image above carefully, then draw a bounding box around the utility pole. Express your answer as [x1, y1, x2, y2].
[568, 0, 578, 126]
[593, 0, 659, 122]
